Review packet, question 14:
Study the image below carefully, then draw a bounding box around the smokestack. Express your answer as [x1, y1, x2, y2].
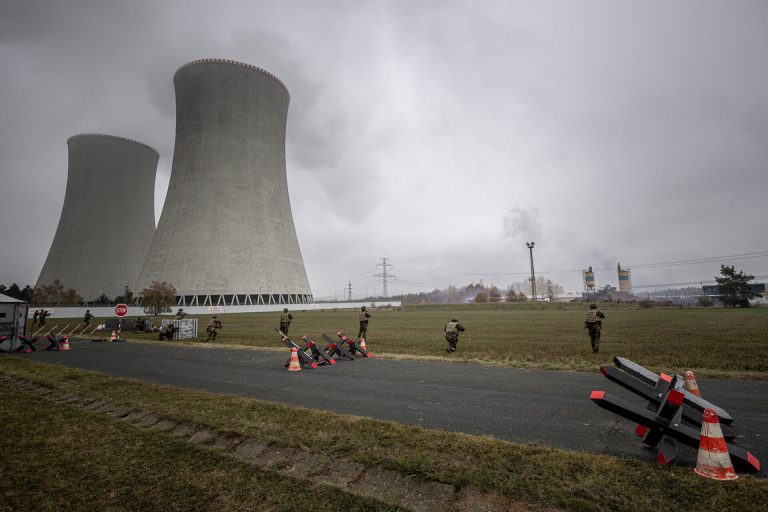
[617, 262, 631, 294]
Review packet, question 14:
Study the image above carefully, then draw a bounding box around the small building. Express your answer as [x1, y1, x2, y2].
[582, 285, 634, 302]
[702, 283, 766, 300]
[0, 292, 28, 340]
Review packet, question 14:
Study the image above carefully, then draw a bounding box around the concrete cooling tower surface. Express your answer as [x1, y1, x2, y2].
[136, 59, 312, 306]
[36, 134, 158, 300]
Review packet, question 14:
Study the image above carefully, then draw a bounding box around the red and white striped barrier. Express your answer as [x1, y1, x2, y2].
[684, 370, 702, 397]
[694, 408, 738, 481]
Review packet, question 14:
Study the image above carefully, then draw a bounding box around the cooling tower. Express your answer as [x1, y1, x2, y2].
[136, 59, 312, 307]
[36, 134, 158, 300]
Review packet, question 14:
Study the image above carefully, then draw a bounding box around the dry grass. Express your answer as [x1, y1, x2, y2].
[0, 378, 404, 512]
[2, 357, 767, 512]
[61, 303, 768, 378]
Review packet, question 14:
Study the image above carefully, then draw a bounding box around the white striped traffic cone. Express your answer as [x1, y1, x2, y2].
[359, 337, 372, 356]
[287, 347, 301, 372]
[61, 336, 70, 351]
[684, 371, 702, 397]
[694, 408, 738, 481]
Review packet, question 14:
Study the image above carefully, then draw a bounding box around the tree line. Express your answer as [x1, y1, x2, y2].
[0, 283, 34, 302]
[395, 278, 567, 305]
[0, 279, 176, 313]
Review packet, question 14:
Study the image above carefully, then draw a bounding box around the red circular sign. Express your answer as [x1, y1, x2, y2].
[114, 303, 128, 317]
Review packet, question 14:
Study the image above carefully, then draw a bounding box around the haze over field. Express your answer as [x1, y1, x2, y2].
[1, 0, 767, 299]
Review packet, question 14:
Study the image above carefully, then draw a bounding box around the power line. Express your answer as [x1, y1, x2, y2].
[455, 250, 768, 276]
[311, 268, 377, 294]
[598, 224, 768, 251]
[314, 251, 768, 297]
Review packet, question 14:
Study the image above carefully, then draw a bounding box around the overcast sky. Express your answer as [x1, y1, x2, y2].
[1, 0, 767, 299]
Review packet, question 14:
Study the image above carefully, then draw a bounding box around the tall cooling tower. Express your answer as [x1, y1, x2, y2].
[36, 134, 158, 300]
[136, 59, 312, 307]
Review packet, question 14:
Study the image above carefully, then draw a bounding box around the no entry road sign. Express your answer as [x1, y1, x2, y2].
[114, 304, 128, 317]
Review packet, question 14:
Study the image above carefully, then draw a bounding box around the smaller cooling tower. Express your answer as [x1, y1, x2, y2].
[36, 134, 158, 300]
[617, 263, 632, 294]
[583, 266, 596, 291]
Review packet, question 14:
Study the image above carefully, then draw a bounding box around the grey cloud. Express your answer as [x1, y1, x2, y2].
[1, 0, 767, 295]
[501, 208, 542, 243]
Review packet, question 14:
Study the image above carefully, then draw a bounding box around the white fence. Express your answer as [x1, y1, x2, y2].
[28, 301, 401, 320]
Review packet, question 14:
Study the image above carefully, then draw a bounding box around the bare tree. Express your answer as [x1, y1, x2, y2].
[140, 281, 177, 316]
[60, 288, 83, 305]
[35, 279, 66, 303]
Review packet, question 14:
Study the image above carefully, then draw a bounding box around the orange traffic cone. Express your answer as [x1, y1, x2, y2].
[287, 347, 301, 372]
[694, 408, 738, 481]
[61, 336, 70, 351]
[359, 337, 371, 356]
[109, 330, 117, 342]
[684, 371, 702, 397]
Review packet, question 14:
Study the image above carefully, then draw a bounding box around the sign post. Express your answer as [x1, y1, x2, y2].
[114, 304, 128, 317]
[114, 303, 128, 334]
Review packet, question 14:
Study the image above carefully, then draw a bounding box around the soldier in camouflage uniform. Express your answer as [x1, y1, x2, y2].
[176, 308, 187, 319]
[358, 306, 371, 339]
[82, 309, 93, 330]
[159, 322, 176, 341]
[584, 303, 606, 353]
[279, 308, 293, 334]
[444, 318, 466, 353]
[205, 315, 222, 341]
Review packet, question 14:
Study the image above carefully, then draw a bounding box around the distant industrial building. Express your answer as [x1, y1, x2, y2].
[581, 263, 635, 301]
[136, 59, 312, 306]
[702, 283, 766, 298]
[36, 134, 158, 300]
[617, 263, 632, 294]
[583, 266, 596, 292]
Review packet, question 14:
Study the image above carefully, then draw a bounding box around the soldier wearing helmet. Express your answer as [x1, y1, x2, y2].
[279, 308, 293, 334]
[584, 303, 605, 353]
[444, 317, 466, 353]
[82, 309, 93, 330]
[357, 306, 371, 339]
[205, 315, 222, 341]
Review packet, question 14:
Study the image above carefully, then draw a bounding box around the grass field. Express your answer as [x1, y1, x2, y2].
[2, 357, 767, 512]
[0, 376, 403, 512]
[44, 303, 768, 378]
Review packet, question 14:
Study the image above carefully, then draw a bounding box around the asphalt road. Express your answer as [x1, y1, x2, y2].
[12, 339, 767, 472]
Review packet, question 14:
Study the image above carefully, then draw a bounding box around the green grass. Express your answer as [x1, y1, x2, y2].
[2, 357, 767, 512]
[48, 303, 768, 377]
